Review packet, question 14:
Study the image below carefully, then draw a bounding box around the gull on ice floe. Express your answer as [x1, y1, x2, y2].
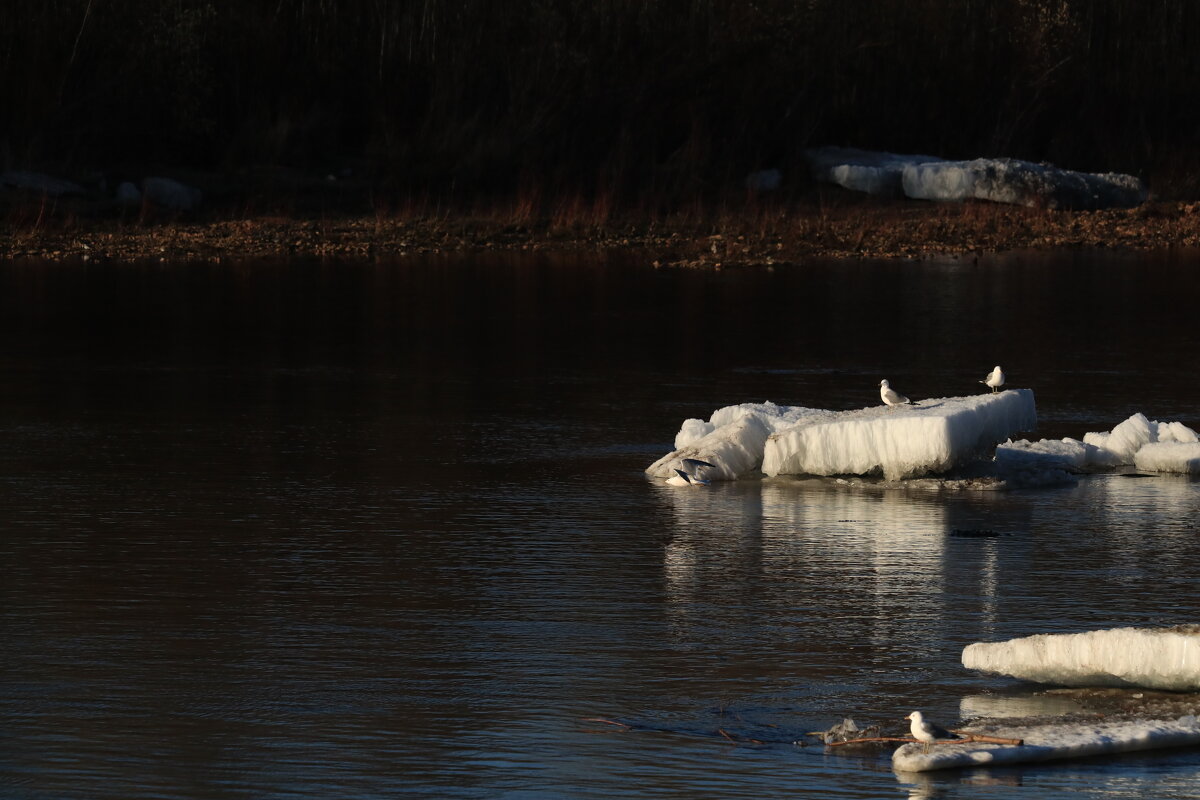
[981, 366, 1005, 393]
[893, 714, 1200, 773]
[647, 391, 1037, 482]
[665, 458, 716, 486]
[905, 711, 961, 752]
[879, 379, 911, 407]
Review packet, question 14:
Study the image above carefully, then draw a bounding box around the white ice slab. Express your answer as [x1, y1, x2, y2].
[893, 715, 1200, 772]
[648, 402, 832, 480]
[761, 389, 1036, 481]
[901, 157, 1146, 210]
[1135, 442, 1200, 474]
[963, 627, 1200, 691]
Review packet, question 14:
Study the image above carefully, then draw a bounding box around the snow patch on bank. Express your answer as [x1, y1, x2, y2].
[806, 146, 942, 197]
[902, 158, 1146, 210]
[806, 147, 1146, 210]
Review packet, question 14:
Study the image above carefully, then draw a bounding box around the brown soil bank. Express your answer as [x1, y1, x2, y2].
[5, 198, 1200, 266]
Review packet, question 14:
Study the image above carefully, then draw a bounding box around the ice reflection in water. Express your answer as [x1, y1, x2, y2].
[655, 475, 1042, 724]
[959, 692, 1087, 721]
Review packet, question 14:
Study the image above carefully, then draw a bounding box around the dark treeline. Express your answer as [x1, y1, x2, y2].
[5, 0, 1200, 202]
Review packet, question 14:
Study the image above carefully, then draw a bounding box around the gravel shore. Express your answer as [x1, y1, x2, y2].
[5, 197, 1199, 265]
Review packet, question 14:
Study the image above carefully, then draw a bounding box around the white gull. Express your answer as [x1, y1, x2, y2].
[665, 458, 716, 486]
[879, 379, 911, 407]
[981, 365, 1005, 393]
[905, 711, 962, 752]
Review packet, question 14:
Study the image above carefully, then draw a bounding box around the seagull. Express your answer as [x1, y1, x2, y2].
[980, 365, 1005, 393]
[879, 379, 911, 407]
[904, 711, 962, 752]
[665, 458, 716, 486]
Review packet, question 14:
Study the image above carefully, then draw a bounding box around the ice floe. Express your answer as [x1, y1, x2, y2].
[805, 146, 1147, 210]
[648, 392, 1035, 482]
[762, 390, 1036, 481]
[893, 714, 1200, 772]
[998, 413, 1200, 475]
[962, 627, 1200, 691]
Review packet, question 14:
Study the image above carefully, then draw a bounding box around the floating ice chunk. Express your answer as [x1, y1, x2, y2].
[993, 437, 1089, 487]
[893, 715, 1200, 772]
[1082, 412, 1157, 466]
[805, 146, 944, 197]
[962, 627, 1200, 691]
[995, 437, 1090, 470]
[1084, 412, 1160, 466]
[902, 157, 1146, 209]
[1005, 413, 1199, 474]
[649, 403, 832, 480]
[762, 389, 1036, 481]
[1, 170, 86, 196]
[1134, 442, 1200, 474]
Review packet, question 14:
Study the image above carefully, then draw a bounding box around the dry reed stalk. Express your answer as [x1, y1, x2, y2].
[580, 717, 631, 730]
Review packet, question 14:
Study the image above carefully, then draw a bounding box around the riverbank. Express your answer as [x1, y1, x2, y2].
[5, 195, 1200, 266]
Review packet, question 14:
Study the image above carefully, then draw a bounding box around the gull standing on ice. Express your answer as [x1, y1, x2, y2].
[879, 379, 911, 407]
[904, 711, 961, 752]
[666, 458, 716, 486]
[980, 365, 1005, 393]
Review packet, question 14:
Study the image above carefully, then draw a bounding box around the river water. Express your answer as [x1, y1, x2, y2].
[1, 249, 1199, 799]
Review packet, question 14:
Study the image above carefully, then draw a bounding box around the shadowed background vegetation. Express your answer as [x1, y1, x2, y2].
[5, 0, 1200, 204]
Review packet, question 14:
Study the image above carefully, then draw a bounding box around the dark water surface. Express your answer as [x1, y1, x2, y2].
[2, 250, 1199, 799]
